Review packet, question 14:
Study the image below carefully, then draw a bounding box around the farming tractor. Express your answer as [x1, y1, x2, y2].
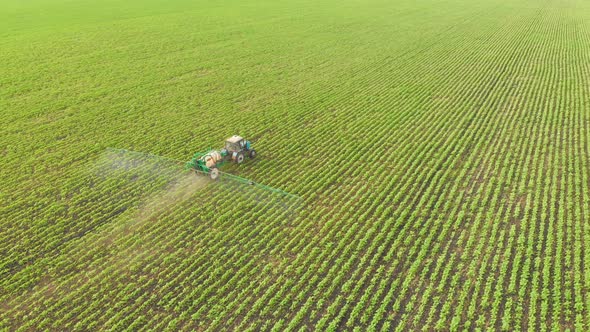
[186, 135, 256, 180]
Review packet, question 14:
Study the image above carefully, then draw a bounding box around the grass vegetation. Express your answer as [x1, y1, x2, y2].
[2, 0, 590, 329]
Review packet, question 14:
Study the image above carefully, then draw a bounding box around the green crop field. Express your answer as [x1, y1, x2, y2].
[2, 0, 590, 330]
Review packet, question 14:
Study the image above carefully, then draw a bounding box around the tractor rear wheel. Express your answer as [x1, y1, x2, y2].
[249, 149, 256, 158]
[236, 152, 245, 164]
[209, 168, 219, 180]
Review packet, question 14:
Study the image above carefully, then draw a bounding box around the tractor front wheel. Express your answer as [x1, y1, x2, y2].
[249, 149, 256, 158]
[236, 152, 245, 164]
[209, 168, 219, 180]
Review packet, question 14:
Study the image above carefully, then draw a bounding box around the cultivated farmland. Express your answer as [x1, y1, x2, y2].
[2, 0, 590, 330]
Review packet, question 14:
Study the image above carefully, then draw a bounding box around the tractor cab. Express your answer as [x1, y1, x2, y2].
[225, 135, 245, 153]
[223, 135, 256, 163]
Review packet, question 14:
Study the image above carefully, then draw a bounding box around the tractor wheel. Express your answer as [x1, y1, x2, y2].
[249, 149, 256, 159]
[236, 152, 245, 164]
[209, 168, 219, 180]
